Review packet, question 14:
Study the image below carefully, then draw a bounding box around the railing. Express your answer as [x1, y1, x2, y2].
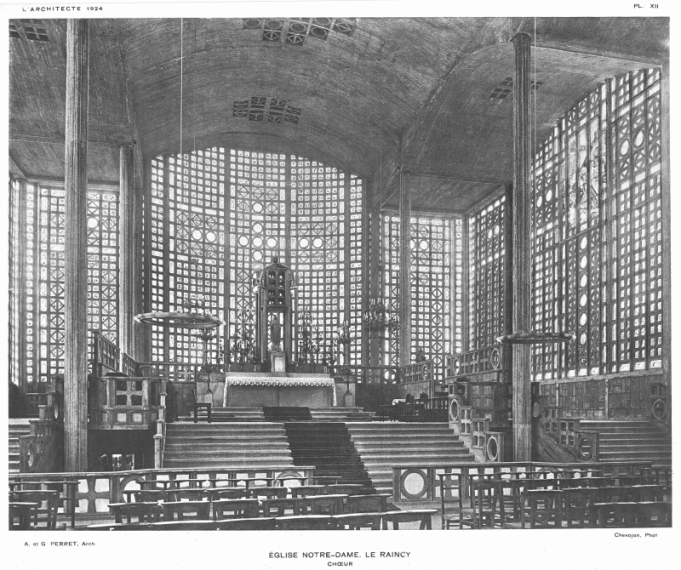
[137, 361, 201, 383]
[154, 380, 168, 469]
[10, 465, 316, 519]
[92, 331, 120, 376]
[401, 360, 435, 397]
[445, 345, 507, 378]
[392, 461, 655, 503]
[327, 365, 400, 384]
[121, 352, 140, 377]
[541, 407, 600, 461]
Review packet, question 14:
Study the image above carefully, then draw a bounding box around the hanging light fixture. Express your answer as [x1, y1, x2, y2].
[363, 297, 399, 335]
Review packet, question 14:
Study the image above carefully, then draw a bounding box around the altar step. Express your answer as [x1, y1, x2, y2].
[264, 407, 312, 422]
[346, 423, 475, 495]
[309, 408, 378, 422]
[9, 419, 31, 474]
[580, 420, 671, 468]
[163, 422, 295, 469]
[285, 422, 374, 487]
[176, 406, 377, 423]
[175, 407, 265, 423]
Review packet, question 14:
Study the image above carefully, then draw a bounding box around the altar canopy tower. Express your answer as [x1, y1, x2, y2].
[255, 258, 297, 366]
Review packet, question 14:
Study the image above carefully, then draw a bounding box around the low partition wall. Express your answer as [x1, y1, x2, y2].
[538, 372, 669, 423]
[392, 461, 654, 503]
[10, 466, 316, 519]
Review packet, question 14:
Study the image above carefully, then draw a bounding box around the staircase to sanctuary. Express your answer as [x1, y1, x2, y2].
[346, 423, 475, 494]
[9, 419, 31, 474]
[285, 422, 374, 487]
[580, 420, 672, 468]
[163, 422, 295, 470]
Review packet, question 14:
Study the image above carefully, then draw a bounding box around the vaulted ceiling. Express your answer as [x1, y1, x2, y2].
[9, 17, 668, 212]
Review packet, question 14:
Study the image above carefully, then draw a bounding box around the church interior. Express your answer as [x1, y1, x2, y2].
[7, 17, 671, 531]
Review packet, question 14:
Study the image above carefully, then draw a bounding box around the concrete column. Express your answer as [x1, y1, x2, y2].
[119, 144, 135, 356]
[64, 19, 90, 472]
[398, 168, 412, 366]
[511, 32, 532, 461]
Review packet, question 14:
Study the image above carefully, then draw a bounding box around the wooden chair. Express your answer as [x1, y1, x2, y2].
[212, 499, 260, 520]
[562, 488, 598, 528]
[343, 494, 390, 514]
[333, 513, 383, 530]
[459, 480, 504, 529]
[299, 494, 346, 516]
[274, 515, 338, 530]
[10, 490, 60, 529]
[108, 502, 161, 524]
[382, 509, 437, 530]
[260, 497, 300, 517]
[217, 517, 277, 531]
[191, 388, 212, 423]
[438, 473, 467, 530]
[522, 489, 563, 528]
[633, 502, 672, 527]
[496, 479, 526, 524]
[161, 500, 211, 521]
[592, 502, 640, 527]
[9, 502, 38, 530]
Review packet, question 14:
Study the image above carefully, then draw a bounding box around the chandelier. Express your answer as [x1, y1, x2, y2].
[363, 298, 399, 334]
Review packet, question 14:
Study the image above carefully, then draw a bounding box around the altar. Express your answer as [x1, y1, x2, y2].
[222, 373, 336, 408]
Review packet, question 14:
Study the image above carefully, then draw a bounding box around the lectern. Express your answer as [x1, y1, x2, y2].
[255, 258, 297, 372]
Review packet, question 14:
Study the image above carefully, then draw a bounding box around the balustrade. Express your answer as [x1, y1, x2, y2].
[394, 461, 654, 503]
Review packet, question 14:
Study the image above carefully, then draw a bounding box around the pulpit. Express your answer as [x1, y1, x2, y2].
[255, 257, 297, 369]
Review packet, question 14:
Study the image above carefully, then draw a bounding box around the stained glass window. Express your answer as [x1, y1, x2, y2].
[9, 183, 119, 384]
[467, 195, 507, 351]
[149, 147, 364, 365]
[531, 68, 663, 379]
[381, 213, 462, 379]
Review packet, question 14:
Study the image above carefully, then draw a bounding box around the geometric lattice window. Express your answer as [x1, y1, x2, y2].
[150, 149, 226, 364]
[150, 147, 364, 366]
[381, 213, 462, 380]
[531, 67, 663, 380]
[467, 195, 507, 351]
[243, 17, 356, 45]
[11, 20, 50, 42]
[10, 183, 119, 384]
[232, 97, 301, 124]
[228, 149, 286, 351]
